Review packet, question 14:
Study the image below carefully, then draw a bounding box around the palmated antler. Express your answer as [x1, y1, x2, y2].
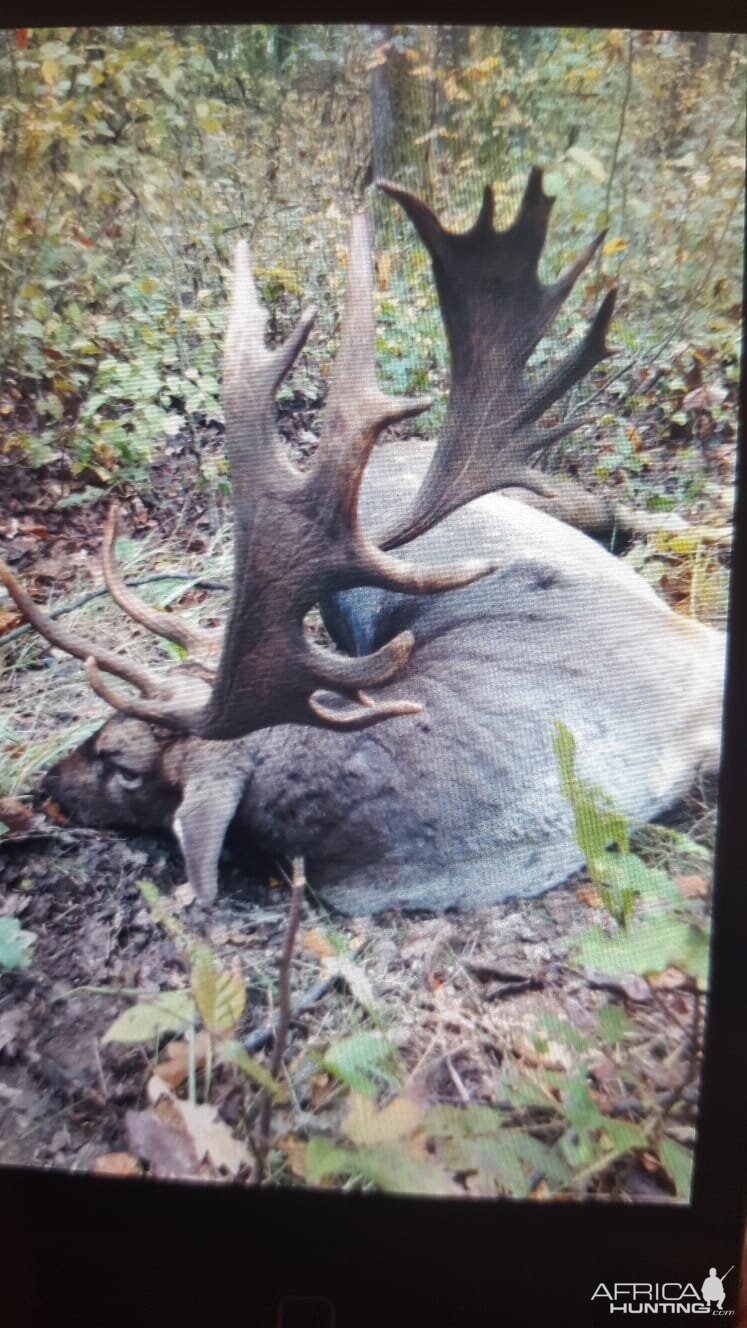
[376, 167, 617, 549]
[72, 211, 496, 739]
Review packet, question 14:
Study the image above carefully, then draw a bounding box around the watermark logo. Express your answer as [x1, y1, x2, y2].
[591, 1267, 735, 1315]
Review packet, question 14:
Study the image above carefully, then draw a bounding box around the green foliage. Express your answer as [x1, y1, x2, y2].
[99, 881, 271, 1101]
[554, 720, 635, 926]
[86, 873, 695, 1198]
[320, 1030, 400, 1098]
[101, 989, 195, 1044]
[554, 721, 711, 988]
[303, 1052, 689, 1199]
[1, 27, 742, 488]
[0, 915, 36, 971]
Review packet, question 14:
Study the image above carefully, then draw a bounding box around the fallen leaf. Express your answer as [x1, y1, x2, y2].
[302, 928, 336, 960]
[377, 251, 393, 291]
[0, 798, 33, 834]
[345, 1094, 424, 1147]
[0, 607, 22, 632]
[172, 882, 196, 909]
[322, 954, 376, 1013]
[576, 885, 603, 908]
[683, 385, 727, 412]
[277, 1135, 307, 1179]
[125, 1107, 204, 1181]
[649, 967, 688, 991]
[175, 1100, 251, 1177]
[93, 1152, 142, 1177]
[147, 1073, 177, 1105]
[156, 1032, 211, 1090]
[588, 1052, 619, 1085]
[675, 873, 708, 900]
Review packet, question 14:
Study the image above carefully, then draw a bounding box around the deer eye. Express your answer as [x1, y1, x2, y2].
[112, 765, 143, 790]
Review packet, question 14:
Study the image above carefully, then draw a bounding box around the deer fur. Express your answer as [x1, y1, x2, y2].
[42, 441, 725, 915]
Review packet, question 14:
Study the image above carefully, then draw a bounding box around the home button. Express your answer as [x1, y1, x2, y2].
[277, 1295, 335, 1327]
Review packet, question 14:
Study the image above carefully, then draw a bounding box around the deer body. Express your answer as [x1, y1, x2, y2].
[43, 442, 725, 914]
[2, 169, 725, 914]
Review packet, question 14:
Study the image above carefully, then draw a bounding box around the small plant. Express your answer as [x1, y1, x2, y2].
[554, 721, 710, 988]
[101, 880, 272, 1101]
[0, 916, 37, 971]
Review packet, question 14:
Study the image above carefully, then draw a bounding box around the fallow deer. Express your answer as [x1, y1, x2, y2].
[0, 171, 726, 914]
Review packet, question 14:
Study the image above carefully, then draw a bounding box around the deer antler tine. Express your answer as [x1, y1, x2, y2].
[308, 629, 416, 694]
[101, 503, 220, 662]
[224, 237, 316, 475]
[0, 558, 163, 697]
[473, 185, 495, 235]
[308, 690, 422, 731]
[511, 165, 554, 265]
[376, 180, 448, 259]
[552, 228, 607, 301]
[317, 212, 431, 482]
[84, 656, 210, 721]
[311, 210, 501, 602]
[363, 548, 499, 598]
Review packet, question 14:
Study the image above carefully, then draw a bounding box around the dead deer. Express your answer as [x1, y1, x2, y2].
[0, 171, 725, 914]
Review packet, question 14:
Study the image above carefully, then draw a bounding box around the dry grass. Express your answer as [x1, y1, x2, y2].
[0, 525, 234, 799]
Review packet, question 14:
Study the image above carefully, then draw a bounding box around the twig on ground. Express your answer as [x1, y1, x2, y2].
[250, 856, 306, 1184]
[0, 575, 230, 648]
[242, 975, 337, 1054]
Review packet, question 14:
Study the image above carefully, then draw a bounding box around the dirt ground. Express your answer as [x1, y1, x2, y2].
[0, 785, 713, 1194]
[0, 400, 733, 1197]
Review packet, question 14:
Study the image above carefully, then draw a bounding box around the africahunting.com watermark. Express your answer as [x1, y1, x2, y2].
[591, 1267, 735, 1315]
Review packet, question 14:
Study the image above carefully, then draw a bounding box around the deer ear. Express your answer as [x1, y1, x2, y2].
[172, 773, 245, 905]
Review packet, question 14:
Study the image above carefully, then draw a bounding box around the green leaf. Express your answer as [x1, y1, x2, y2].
[190, 945, 246, 1034]
[20, 317, 45, 340]
[567, 145, 608, 184]
[596, 1003, 631, 1045]
[322, 1032, 398, 1097]
[440, 1127, 570, 1196]
[352, 1144, 457, 1196]
[0, 916, 36, 971]
[219, 1040, 278, 1094]
[553, 722, 629, 879]
[304, 1138, 355, 1185]
[162, 413, 186, 437]
[424, 1103, 506, 1137]
[535, 1013, 589, 1053]
[659, 1136, 694, 1200]
[101, 990, 195, 1044]
[573, 916, 710, 986]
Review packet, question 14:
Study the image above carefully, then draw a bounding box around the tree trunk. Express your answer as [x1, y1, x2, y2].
[370, 25, 431, 195]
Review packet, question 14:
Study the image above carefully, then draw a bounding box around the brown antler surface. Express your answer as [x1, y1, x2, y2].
[0, 509, 219, 707]
[83, 211, 497, 739]
[376, 167, 616, 549]
[0, 558, 164, 699]
[100, 506, 222, 667]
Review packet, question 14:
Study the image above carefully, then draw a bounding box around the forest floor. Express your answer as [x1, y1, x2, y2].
[0, 390, 736, 1198]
